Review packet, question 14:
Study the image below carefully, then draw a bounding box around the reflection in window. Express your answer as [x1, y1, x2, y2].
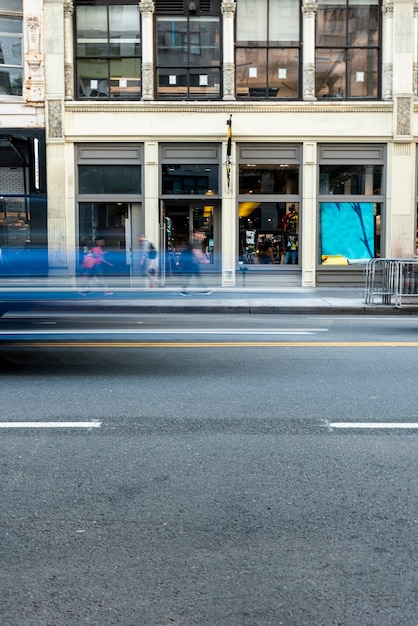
[236, 0, 300, 100]
[239, 164, 299, 194]
[76, 4, 141, 100]
[316, 0, 380, 99]
[319, 164, 382, 195]
[0, 8, 23, 96]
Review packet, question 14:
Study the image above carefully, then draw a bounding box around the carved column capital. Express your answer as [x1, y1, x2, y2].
[302, 0, 317, 17]
[221, 0, 236, 16]
[140, 0, 154, 15]
[64, 0, 74, 17]
[382, 0, 394, 17]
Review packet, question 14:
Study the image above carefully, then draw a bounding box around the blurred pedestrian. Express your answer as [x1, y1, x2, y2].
[91, 239, 113, 294]
[138, 233, 158, 287]
[179, 241, 211, 296]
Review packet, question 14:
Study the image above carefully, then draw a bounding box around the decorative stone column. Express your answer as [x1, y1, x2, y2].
[222, 0, 236, 101]
[302, 0, 317, 101]
[382, 0, 393, 100]
[414, 1, 418, 96]
[63, 0, 74, 100]
[24, 15, 44, 104]
[140, 0, 154, 101]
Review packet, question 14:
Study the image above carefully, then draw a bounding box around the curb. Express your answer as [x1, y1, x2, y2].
[4, 300, 418, 316]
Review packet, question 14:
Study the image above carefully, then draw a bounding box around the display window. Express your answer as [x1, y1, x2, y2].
[318, 145, 384, 265]
[237, 144, 301, 269]
[320, 201, 381, 264]
[239, 201, 300, 265]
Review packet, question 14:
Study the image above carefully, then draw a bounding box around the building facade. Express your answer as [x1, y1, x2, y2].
[6, 0, 418, 285]
[0, 0, 47, 276]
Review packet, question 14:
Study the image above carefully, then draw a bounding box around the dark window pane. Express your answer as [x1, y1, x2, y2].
[0, 66, 21, 95]
[157, 18, 188, 66]
[79, 165, 141, 194]
[239, 164, 299, 194]
[319, 164, 382, 195]
[162, 164, 219, 195]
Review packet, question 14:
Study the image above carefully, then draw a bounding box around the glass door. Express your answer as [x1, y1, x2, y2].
[160, 200, 220, 279]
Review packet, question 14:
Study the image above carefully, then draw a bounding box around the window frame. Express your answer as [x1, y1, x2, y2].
[155, 12, 222, 101]
[315, 0, 382, 100]
[74, 1, 141, 101]
[0, 0, 23, 98]
[235, 0, 302, 101]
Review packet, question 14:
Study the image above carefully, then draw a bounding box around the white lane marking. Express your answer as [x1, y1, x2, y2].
[330, 422, 418, 429]
[0, 421, 102, 428]
[0, 328, 328, 336]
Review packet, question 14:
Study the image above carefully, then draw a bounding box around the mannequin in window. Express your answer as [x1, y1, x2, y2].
[283, 205, 299, 264]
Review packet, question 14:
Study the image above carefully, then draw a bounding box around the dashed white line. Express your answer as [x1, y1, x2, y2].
[330, 422, 418, 429]
[0, 421, 102, 428]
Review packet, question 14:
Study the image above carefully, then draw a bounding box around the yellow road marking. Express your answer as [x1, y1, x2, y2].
[3, 341, 418, 348]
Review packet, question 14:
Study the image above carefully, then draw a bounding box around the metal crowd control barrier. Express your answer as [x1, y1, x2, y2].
[365, 258, 418, 306]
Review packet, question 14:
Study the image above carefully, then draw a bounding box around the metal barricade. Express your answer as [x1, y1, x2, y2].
[365, 258, 418, 306]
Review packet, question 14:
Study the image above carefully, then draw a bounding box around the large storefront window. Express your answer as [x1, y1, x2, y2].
[236, 0, 301, 100]
[156, 1, 221, 100]
[75, 2, 141, 100]
[238, 145, 301, 267]
[0, 132, 47, 275]
[318, 145, 384, 265]
[316, 0, 380, 99]
[0, 0, 23, 96]
[77, 144, 143, 276]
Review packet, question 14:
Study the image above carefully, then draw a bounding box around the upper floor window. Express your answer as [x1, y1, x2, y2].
[75, 2, 141, 100]
[316, 0, 380, 99]
[236, 0, 301, 100]
[156, 0, 221, 100]
[0, 0, 23, 97]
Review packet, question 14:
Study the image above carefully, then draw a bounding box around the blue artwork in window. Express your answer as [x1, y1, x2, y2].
[320, 202, 375, 263]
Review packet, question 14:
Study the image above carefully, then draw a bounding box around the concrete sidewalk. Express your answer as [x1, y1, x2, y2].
[2, 273, 418, 314]
[2, 285, 415, 315]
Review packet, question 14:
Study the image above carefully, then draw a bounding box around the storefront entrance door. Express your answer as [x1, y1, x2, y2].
[160, 200, 220, 278]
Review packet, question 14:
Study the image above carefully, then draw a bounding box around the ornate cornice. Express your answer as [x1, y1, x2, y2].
[64, 101, 394, 115]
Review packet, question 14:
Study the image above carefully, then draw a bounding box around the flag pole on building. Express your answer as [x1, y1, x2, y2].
[226, 115, 232, 190]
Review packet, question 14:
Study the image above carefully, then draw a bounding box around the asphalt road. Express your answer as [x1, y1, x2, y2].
[1, 314, 418, 626]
